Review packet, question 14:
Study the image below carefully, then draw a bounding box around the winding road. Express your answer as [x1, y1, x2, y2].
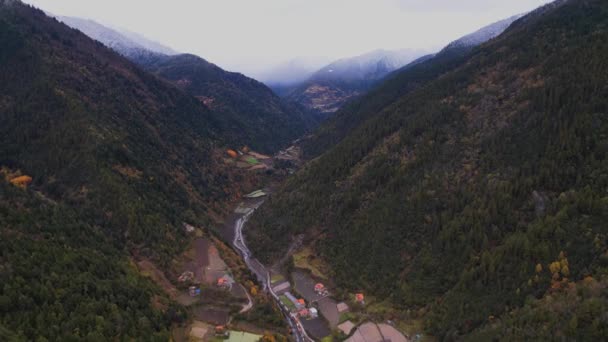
[231, 203, 313, 342]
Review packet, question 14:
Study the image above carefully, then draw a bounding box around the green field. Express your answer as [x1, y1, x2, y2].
[279, 295, 296, 310]
[271, 274, 285, 283]
[227, 331, 262, 342]
[245, 157, 260, 165]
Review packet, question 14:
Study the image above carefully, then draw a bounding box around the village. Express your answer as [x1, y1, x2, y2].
[134, 145, 418, 342]
[268, 258, 411, 342]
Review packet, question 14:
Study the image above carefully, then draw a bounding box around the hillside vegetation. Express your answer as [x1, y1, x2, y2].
[247, 0, 608, 338]
[142, 54, 317, 154]
[0, 1, 253, 339]
[56, 15, 316, 154]
[300, 15, 524, 159]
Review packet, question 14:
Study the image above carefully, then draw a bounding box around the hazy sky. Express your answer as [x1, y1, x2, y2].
[23, 0, 552, 75]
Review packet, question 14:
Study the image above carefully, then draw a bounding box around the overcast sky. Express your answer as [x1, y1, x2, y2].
[23, 0, 552, 75]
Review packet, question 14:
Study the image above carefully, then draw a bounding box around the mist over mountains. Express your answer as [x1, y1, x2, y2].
[57, 15, 176, 63]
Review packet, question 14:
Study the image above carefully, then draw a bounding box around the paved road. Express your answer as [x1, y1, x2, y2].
[239, 283, 253, 314]
[230, 203, 313, 342]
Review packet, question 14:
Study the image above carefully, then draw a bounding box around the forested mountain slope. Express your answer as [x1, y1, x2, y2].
[141, 53, 318, 153]
[300, 15, 525, 159]
[0, 1, 249, 339]
[59, 15, 316, 153]
[248, 0, 608, 339]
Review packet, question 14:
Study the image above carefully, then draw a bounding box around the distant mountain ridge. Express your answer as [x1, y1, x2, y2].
[116, 27, 177, 55]
[281, 15, 526, 116]
[57, 15, 175, 64]
[300, 13, 527, 158]
[282, 48, 426, 114]
[312, 49, 426, 82]
[255, 56, 333, 89]
[442, 14, 525, 51]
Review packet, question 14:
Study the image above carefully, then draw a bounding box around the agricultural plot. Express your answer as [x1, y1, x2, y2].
[226, 331, 262, 342]
[300, 317, 332, 340]
[346, 322, 409, 342]
[279, 295, 296, 311]
[317, 297, 339, 327]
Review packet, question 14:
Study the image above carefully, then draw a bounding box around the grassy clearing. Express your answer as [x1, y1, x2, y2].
[245, 157, 259, 165]
[339, 312, 358, 324]
[271, 274, 285, 283]
[292, 247, 329, 279]
[279, 295, 296, 311]
[321, 336, 334, 342]
[226, 331, 263, 342]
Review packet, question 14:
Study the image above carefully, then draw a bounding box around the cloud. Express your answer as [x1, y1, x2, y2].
[23, 0, 552, 76]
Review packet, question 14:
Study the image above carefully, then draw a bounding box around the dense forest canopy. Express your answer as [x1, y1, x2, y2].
[139, 53, 319, 154]
[0, 1, 250, 339]
[248, 0, 608, 338]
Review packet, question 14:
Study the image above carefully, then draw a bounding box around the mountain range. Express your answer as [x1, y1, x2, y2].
[277, 48, 426, 114]
[278, 14, 526, 116]
[251, 56, 333, 90]
[57, 15, 317, 153]
[300, 13, 527, 158]
[57, 15, 175, 64]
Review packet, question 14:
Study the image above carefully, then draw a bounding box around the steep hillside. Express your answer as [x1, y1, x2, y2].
[301, 15, 525, 158]
[59, 16, 316, 153]
[141, 54, 318, 153]
[248, 0, 608, 338]
[0, 1, 251, 339]
[284, 49, 426, 114]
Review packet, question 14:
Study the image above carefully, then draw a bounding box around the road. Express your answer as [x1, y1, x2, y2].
[231, 203, 313, 342]
[239, 283, 253, 314]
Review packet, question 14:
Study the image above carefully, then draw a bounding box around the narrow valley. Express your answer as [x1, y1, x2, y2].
[2, 0, 607, 341]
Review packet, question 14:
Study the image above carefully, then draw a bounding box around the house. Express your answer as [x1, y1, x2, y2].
[314, 283, 328, 295]
[272, 281, 291, 294]
[178, 271, 194, 283]
[285, 292, 305, 310]
[356, 293, 365, 305]
[226, 149, 238, 158]
[338, 321, 355, 335]
[244, 189, 267, 198]
[215, 325, 230, 338]
[217, 274, 235, 289]
[189, 286, 201, 297]
[183, 223, 196, 233]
